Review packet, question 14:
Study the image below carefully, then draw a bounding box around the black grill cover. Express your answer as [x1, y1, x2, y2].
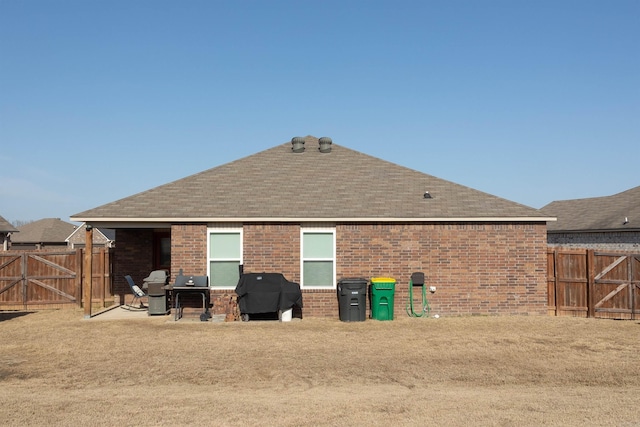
[280, 280, 303, 311]
[235, 273, 302, 314]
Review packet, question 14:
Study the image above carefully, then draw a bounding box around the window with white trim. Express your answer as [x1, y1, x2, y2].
[300, 228, 336, 288]
[207, 229, 243, 289]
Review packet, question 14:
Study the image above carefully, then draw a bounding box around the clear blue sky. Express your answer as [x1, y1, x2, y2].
[1, 0, 638, 224]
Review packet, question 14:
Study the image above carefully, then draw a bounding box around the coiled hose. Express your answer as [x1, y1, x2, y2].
[406, 280, 430, 317]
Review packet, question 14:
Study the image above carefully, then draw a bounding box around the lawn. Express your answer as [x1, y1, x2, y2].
[1, 309, 639, 426]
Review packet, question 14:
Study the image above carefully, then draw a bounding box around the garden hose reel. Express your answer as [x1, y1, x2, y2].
[406, 271, 434, 317]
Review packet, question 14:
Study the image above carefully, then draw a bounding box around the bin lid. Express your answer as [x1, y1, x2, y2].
[371, 277, 396, 283]
[338, 278, 368, 284]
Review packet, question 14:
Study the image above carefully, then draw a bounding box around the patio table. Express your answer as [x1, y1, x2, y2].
[168, 284, 211, 321]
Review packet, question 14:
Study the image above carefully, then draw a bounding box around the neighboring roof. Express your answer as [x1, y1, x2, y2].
[11, 218, 77, 244]
[540, 186, 640, 232]
[72, 136, 552, 224]
[0, 215, 18, 233]
[99, 228, 116, 240]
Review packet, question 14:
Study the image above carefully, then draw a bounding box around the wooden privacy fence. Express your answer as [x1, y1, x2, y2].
[0, 248, 113, 310]
[548, 248, 640, 319]
[3, 246, 638, 318]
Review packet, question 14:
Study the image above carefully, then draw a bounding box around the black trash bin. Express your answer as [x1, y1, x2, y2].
[337, 278, 368, 322]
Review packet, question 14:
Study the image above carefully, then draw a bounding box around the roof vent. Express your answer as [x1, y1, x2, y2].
[318, 137, 332, 153]
[291, 137, 305, 153]
[424, 191, 432, 199]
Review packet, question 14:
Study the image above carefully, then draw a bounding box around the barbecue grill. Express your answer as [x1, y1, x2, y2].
[143, 270, 169, 315]
[142, 270, 168, 289]
[172, 274, 211, 321]
[235, 273, 302, 321]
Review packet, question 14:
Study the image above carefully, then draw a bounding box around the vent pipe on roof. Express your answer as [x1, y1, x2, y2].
[291, 136, 305, 153]
[318, 137, 332, 153]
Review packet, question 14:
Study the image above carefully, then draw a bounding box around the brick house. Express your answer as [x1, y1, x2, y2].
[71, 136, 554, 318]
[9, 218, 77, 251]
[541, 186, 640, 251]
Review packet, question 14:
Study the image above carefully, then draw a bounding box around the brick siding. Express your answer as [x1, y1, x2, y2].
[113, 221, 548, 318]
[170, 224, 207, 277]
[243, 223, 301, 280]
[334, 222, 548, 317]
[113, 229, 154, 304]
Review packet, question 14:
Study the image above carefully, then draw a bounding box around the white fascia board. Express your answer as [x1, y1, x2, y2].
[73, 216, 556, 225]
[71, 221, 173, 229]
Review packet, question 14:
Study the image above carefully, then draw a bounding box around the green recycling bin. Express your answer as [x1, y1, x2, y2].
[370, 277, 396, 320]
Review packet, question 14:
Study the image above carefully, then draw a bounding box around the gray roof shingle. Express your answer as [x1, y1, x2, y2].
[540, 186, 640, 232]
[11, 218, 77, 243]
[0, 215, 18, 233]
[72, 137, 549, 222]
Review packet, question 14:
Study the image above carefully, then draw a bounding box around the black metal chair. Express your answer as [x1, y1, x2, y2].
[123, 275, 147, 310]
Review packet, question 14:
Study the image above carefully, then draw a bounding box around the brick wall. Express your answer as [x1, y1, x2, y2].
[168, 221, 548, 318]
[170, 224, 207, 278]
[334, 222, 548, 317]
[113, 229, 154, 303]
[243, 223, 300, 280]
[113, 222, 548, 317]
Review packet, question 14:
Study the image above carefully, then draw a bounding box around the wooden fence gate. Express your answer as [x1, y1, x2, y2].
[0, 249, 113, 310]
[548, 248, 640, 319]
[590, 252, 640, 319]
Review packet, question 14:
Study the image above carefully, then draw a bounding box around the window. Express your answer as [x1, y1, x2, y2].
[301, 228, 335, 288]
[208, 229, 242, 288]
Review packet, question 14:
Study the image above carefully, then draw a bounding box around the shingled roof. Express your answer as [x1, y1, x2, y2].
[72, 136, 550, 223]
[11, 218, 77, 244]
[541, 186, 640, 232]
[0, 215, 18, 233]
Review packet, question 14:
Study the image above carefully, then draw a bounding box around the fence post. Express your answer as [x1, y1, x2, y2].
[83, 226, 93, 318]
[587, 249, 594, 318]
[628, 255, 635, 321]
[21, 253, 27, 310]
[553, 249, 558, 316]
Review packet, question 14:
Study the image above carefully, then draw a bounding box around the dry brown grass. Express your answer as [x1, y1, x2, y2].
[1, 309, 639, 426]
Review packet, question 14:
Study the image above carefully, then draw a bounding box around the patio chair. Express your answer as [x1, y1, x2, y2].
[123, 275, 147, 310]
